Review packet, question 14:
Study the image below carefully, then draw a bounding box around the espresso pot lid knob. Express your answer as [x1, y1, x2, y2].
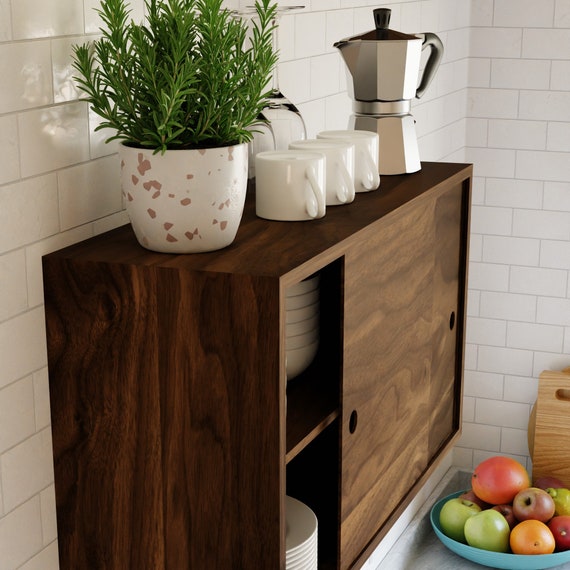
[373, 8, 391, 30]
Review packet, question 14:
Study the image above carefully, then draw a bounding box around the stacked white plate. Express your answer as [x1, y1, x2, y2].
[286, 496, 318, 570]
[285, 274, 320, 380]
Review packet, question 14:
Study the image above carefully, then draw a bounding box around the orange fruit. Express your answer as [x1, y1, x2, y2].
[510, 520, 556, 555]
[471, 456, 531, 505]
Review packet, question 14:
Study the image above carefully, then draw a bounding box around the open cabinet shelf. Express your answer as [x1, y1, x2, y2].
[286, 259, 343, 463]
[286, 375, 340, 463]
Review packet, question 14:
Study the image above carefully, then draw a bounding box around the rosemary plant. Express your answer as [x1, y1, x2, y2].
[72, 0, 277, 152]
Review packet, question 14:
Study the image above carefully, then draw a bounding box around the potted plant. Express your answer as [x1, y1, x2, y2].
[72, 0, 277, 253]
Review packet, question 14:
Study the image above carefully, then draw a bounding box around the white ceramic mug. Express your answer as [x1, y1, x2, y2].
[289, 139, 356, 206]
[317, 130, 380, 193]
[255, 151, 326, 221]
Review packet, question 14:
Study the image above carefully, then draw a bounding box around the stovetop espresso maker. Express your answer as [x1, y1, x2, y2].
[335, 8, 443, 175]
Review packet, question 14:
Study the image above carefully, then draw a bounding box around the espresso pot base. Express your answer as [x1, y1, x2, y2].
[350, 113, 421, 176]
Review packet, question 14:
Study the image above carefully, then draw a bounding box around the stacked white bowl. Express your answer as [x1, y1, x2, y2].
[286, 496, 318, 570]
[285, 274, 320, 380]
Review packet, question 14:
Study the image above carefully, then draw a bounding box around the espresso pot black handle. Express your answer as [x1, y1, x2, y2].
[416, 32, 444, 99]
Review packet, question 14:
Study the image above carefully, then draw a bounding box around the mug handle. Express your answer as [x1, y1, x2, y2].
[305, 166, 326, 218]
[360, 149, 381, 191]
[336, 161, 356, 204]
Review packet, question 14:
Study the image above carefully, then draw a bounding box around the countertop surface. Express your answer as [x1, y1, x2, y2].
[377, 469, 570, 570]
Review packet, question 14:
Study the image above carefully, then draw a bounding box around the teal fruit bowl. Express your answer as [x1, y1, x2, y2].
[430, 490, 570, 569]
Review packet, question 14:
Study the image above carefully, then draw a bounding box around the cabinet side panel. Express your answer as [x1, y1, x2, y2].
[341, 199, 435, 568]
[43, 257, 283, 569]
[43, 257, 166, 569]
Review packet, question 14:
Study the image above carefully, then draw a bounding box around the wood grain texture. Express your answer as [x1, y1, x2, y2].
[42, 162, 472, 570]
[341, 194, 435, 569]
[340, 178, 470, 569]
[44, 259, 283, 568]
[531, 368, 570, 484]
[45, 163, 471, 279]
[427, 182, 468, 458]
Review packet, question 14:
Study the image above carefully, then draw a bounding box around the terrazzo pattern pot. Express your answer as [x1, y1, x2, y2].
[119, 142, 248, 253]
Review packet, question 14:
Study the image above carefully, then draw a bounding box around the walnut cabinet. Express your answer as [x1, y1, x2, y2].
[42, 162, 472, 569]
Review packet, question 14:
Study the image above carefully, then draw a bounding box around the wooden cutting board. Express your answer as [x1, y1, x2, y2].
[529, 367, 570, 484]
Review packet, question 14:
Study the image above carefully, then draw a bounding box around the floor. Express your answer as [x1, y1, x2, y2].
[376, 468, 570, 570]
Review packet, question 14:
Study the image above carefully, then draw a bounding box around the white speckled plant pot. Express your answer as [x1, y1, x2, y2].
[119, 142, 248, 253]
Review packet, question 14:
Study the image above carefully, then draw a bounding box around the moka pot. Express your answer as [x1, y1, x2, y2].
[334, 8, 443, 175]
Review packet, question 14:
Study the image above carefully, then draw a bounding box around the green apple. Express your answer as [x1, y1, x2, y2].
[464, 509, 511, 552]
[439, 498, 481, 543]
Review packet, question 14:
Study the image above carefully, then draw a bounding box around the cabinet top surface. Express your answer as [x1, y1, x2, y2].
[45, 162, 471, 280]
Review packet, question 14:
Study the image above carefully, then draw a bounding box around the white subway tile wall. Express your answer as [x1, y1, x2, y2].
[0, 0, 568, 567]
[459, 0, 570, 480]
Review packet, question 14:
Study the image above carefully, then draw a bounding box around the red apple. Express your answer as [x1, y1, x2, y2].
[460, 489, 492, 511]
[492, 504, 517, 529]
[535, 476, 567, 491]
[548, 515, 570, 551]
[512, 487, 556, 523]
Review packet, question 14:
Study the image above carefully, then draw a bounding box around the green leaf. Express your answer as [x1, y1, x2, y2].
[71, 0, 277, 150]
